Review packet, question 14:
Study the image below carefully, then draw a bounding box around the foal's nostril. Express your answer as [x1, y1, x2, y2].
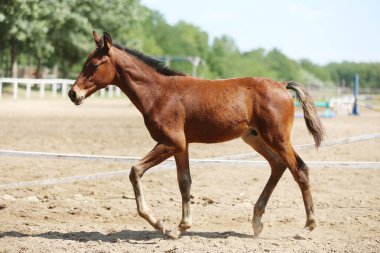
[68, 90, 76, 101]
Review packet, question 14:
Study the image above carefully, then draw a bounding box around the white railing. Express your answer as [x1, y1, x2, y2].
[0, 78, 122, 100]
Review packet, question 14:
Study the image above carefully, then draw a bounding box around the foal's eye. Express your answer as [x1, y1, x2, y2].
[90, 62, 100, 70]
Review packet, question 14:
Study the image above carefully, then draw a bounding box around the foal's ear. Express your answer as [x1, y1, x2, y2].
[103, 32, 112, 51]
[93, 31, 101, 47]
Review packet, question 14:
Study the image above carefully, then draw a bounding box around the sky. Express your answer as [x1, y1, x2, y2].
[140, 0, 380, 65]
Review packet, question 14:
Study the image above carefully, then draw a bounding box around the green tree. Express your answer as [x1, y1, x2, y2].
[235, 48, 278, 78]
[0, 0, 55, 77]
[326, 62, 380, 88]
[265, 48, 301, 81]
[300, 59, 331, 82]
[208, 35, 241, 78]
[49, 0, 145, 77]
[0, 0, 144, 78]
[1, 0, 379, 88]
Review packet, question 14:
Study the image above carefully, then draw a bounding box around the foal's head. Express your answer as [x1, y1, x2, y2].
[69, 31, 116, 105]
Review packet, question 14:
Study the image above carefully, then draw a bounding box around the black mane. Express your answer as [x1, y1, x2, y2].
[113, 44, 186, 77]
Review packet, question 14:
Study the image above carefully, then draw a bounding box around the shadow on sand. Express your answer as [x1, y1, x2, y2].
[0, 229, 252, 243]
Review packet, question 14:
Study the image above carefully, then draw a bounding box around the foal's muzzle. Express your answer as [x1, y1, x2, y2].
[68, 90, 76, 102]
[68, 89, 84, 105]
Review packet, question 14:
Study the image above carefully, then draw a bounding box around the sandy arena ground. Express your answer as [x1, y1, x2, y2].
[0, 98, 379, 253]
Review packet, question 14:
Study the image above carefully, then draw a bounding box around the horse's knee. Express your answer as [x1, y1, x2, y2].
[175, 142, 187, 154]
[129, 165, 143, 184]
[129, 168, 137, 184]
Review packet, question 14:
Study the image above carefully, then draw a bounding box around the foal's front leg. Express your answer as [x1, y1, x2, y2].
[129, 143, 179, 234]
[166, 146, 192, 239]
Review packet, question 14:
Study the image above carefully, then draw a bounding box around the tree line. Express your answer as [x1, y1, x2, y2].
[1, 0, 379, 88]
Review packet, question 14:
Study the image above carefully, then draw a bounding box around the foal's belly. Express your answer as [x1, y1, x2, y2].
[184, 112, 251, 143]
[180, 81, 254, 143]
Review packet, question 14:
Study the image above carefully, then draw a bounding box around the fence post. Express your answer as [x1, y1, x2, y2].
[13, 80, 18, 99]
[108, 85, 113, 98]
[100, 88, 106, 97]
[115, 87, 121, 97]
[61, 83, 67, 97]
[26, 81, 32, 98]
[52, 82, 57, 97]
[191, 57, 201, 77]
[40, 82, 45, 98]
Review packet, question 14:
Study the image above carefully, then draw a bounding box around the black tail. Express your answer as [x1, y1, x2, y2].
[286, 81, 325, 148]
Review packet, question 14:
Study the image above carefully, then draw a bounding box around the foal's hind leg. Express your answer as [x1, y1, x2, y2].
[242, 133, 287, 237]
[266, 141, 316, 239]
[166, 146, 192, 239]
[288, 151, 316, 239]
[129, 143, 181, 234]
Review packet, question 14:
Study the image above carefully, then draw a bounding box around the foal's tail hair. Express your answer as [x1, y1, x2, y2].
[286, 81, 325, 148]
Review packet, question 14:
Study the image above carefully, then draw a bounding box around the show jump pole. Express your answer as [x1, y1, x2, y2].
[352, 73, 360, 115]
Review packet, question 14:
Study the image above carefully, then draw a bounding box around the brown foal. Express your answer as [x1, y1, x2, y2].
[69, 31, 324, 239]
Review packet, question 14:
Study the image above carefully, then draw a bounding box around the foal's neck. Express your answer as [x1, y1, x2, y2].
[112, 48, 169, 115]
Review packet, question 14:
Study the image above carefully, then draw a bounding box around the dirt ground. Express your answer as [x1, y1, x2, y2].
[0, 98, 379, 253]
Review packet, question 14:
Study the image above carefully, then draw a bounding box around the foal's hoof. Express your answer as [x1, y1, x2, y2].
[154, 219, 166, 234]
[253, 221, 264, 238]
[166, 229, 181, 239]
[294, 226, 314, 240]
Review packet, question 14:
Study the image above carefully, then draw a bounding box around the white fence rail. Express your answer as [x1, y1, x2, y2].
[0, 78, 121, 100]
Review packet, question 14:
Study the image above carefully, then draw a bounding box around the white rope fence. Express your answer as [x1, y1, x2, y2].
[0, 133, 379, 189]
[0, 161, 379, 190]
[212, 132, 380, 160]
[0, 150, 142, 163]
[1, 133, 379, 163]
